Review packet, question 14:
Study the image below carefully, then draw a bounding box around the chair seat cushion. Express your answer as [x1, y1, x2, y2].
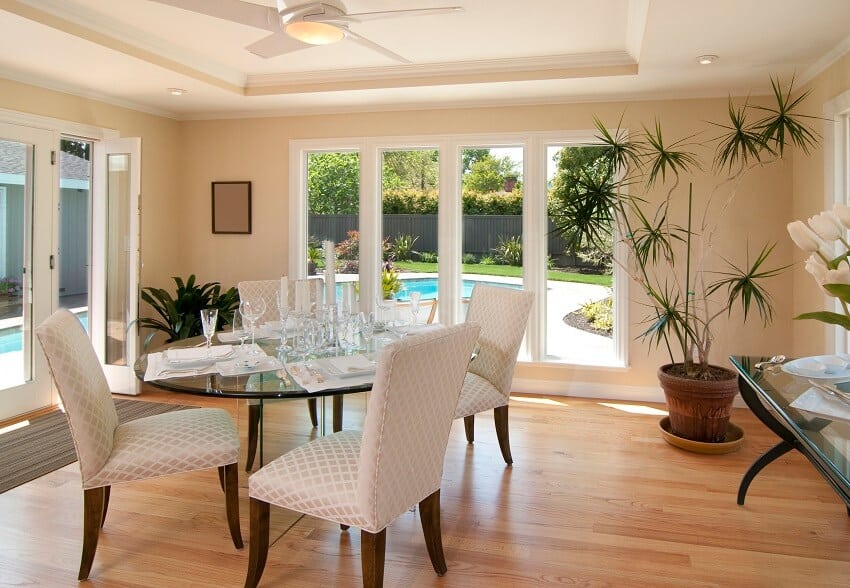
[454, 372, 507, 419]
[249, 430, 370, 529]
[85, 407, 238, 489]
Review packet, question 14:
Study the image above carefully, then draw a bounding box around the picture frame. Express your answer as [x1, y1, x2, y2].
[211, 181, 252, 234]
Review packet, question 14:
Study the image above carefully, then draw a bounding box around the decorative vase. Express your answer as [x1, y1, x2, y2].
[657, 363, 739, 443]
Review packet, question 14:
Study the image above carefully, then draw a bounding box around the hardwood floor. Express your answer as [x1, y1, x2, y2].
[2, 387, 850, 587]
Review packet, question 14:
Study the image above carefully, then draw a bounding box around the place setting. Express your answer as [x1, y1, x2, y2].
[780, 355, 850, 422]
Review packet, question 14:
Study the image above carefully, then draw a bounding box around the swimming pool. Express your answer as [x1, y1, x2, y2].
[0, 312, 88, 354]
[395, 278, 521, 301]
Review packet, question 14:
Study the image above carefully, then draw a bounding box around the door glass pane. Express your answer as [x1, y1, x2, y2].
[58, 139, 91, 332]
[459, 146, 523, 321]
[381, 148, 438, 326]
[0, 139, 32, 389]
[105, 153, 130, 365]
[546, 144, 616, 364]
[306, 151, 360, 310]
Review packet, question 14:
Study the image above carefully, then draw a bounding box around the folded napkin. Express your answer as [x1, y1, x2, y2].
[216, 354, 284, 377]
[287, 358, 375, 393]
[791, 387, 850, 422]
[319, 354, 376, 378]
[164, 345, 234, 364]
[144, 351, 219, 381]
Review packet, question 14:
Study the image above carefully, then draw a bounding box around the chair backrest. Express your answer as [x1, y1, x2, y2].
[465, 284, 533, 396]
[237, 279, 284, 324]
[357, 322, 480, 532]
[288, 277, 324, 313]
[35, 309, 118, 485]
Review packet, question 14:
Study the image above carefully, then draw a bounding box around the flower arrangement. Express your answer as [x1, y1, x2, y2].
[787, 204, 850, 329]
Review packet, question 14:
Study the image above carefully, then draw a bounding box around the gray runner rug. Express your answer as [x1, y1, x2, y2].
[0, 399, 194, 494]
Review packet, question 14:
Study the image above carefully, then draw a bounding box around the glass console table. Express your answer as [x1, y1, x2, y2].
[730, 355, 850, 514]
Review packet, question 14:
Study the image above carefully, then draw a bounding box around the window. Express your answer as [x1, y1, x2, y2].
[290, 133, 628, 368]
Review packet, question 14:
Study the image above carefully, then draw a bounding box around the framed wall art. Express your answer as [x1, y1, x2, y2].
[211, 181, 252, 234]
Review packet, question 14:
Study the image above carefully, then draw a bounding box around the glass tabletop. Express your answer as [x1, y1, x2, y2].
[730, 355, 850, 489]
[134, 336, 377, 399]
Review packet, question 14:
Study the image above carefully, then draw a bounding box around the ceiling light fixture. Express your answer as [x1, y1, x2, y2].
[696, 55, 718, 65]
[167, 87, 187, 96]
[285, 21, 345, 45]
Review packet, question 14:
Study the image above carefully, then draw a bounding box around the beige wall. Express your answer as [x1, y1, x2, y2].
[791, 52, 850, 358]
[179, 96, 797, 392]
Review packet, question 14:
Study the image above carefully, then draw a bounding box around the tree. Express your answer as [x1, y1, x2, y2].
[307, 152, 360, 214]
[463, 154, 519, 193]
[60, 138, 90, 160]
[462, 148, 490, 174]
[382, 149, 438, 191]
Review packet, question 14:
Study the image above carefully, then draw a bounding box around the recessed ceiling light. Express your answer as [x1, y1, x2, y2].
[696, 55, 718, 65]
[167, 87, 187, 96]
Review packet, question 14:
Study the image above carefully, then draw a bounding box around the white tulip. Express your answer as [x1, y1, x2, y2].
[808, 211, 844, 241]
[806, 254, 828, 283]
[834, 203, 850, 229]
[825, 260, 850, 286]
[787, 220, 823, 252]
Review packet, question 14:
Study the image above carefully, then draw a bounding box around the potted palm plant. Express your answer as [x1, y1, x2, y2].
[551, 77, 818, 446]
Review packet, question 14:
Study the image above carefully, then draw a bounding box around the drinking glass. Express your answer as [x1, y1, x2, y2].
[239, 298, 266, 354]
[409, 291, 422, 326]
[231, 311, 249, 354]
[200, 308, 218, 357]
[276, 290, 291, 353]
[359, 311, 375, 353]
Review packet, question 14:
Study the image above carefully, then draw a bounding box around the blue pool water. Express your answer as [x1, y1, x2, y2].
[0, 312, 88, 353]
[336, 278, 520, 302]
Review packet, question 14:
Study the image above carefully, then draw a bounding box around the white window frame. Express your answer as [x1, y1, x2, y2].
[289, 131, 629, 367]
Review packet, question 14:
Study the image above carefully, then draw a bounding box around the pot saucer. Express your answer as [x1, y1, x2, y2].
[658, 416, 744, 454]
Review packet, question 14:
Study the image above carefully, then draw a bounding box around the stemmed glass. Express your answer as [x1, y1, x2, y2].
[359, 311, 375, 353]
[239, 298, 266, 355]
[276, 290, 291, 353]
[231, 311, 249, 355]
[199, 309, 218, 357]
[409, 291, 422, 326]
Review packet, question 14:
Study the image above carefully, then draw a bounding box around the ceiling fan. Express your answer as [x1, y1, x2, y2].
[147, 0, 464, 63]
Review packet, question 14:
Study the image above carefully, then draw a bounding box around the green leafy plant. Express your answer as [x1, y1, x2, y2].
[480, 255, 497, 265]
[0, 276, 21, 296]
[418, 251, 438, 263]
[551, 76, 815, 378]
[390, 234, 419, 261]
[495, 235, 522, 266]
[137, 275, 239, 349]
[381, 262, 403, 299]
[581, 296, 613, 333]
[462, 253, 477, 264]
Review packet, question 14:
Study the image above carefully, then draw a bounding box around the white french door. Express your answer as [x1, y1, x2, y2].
[91, 138, 141, 395]
[0, 123, 57, 420]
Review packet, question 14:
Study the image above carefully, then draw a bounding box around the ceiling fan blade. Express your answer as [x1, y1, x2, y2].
[343, 6, 463, 22]
[245, 32, 309, 58]
[146, 0, 280, 32]
[343, 29, 410, 64]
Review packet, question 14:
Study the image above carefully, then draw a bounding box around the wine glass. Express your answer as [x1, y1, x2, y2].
[239, 298, 266, 355]
[409, 291, 422, 326]
[276, 289, 291, 353]
[359, 311, 375, 353]
[231, 311, 249, 355]
[200, 308, 218, 357]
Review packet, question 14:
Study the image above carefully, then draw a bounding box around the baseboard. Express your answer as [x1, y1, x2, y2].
[510, 377, 748, 408]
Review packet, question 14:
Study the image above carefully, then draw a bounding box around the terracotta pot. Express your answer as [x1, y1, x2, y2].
[657, 363, 739, 443]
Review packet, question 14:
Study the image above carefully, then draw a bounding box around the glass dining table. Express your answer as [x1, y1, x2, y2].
[134, 336, 376, 469]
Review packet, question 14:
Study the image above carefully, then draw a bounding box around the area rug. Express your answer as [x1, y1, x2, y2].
[0, 399, 194, 494]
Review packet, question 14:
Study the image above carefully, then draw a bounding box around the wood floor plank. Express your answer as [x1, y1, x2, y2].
[2, 387, 850, 586]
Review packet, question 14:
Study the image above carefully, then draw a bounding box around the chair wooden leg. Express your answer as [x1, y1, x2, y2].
[224, 463, 243, 549]
[333, 395, 344, 433]
[418, 489, 447, 576]
[361, 528, 386, 588]
[246, 403, 260, 471]
[218, 465, 226, 492]
[307, 398, 319, 427]
[100, 485, 110, 528]
[245, 498, 270, 588]
[494, 405, 513, 465]
[79, 487, 105, 580]
[340, 524, 350, 531]
[463, 415, 474, 444]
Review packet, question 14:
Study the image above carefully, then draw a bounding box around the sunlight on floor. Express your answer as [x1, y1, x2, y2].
[598, 402, 667, 416]
[0, 420, 29, 435]
[512, 396, 569, 407]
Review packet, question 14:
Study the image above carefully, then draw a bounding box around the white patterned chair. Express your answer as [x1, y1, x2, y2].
[244, 322, 481, 588]
[455, 283, 533, 465]
[35, 309, 242, 581]
[240, 277, 333, 470]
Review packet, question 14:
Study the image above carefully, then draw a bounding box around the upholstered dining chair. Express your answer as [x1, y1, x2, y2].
[244, 322, 481, 588]
[35, 309, 242, 581]
[455, 283, 533, 465]
[241, 277, 331, 471]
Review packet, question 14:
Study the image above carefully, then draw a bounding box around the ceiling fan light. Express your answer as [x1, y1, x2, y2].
[285, 21, 345, 45]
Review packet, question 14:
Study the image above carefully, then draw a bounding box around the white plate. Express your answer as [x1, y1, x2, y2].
[164, 346, 234, 367]
[782, 355, 850, 382]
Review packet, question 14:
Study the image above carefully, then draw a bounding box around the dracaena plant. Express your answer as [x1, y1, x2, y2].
[550, 76, 818, 379]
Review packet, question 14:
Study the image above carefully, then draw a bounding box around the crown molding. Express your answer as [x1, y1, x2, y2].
[626, 0, 650, 61]
[799, 32, 850, 88]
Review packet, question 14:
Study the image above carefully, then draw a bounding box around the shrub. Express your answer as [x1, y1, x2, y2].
[382, 188, 438, 214]
[580, 296, 613, 333]
[495, 235, 522, 266]
[418, 251, 438, 263]
[462, 190, 523, 215]
[0, 276, 21, 295]
[390, 234, 418, 261]
[382, 261, 402, 299]
[480, 255, 497, 265]
[462, 253, 477, 264]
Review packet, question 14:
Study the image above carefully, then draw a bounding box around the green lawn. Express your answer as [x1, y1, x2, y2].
[393, 261, 612, 287]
